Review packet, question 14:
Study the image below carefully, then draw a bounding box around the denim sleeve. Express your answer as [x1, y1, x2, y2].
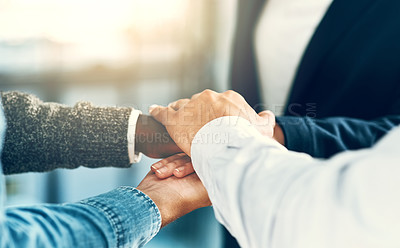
[0, 187, 161, 248]
[276, 115, 400, 158]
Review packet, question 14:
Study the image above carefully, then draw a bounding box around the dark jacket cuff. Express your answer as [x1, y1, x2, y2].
[276, 116, 314, 154]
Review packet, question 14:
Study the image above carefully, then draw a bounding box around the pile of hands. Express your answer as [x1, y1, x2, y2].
[135, 90, 280, 226]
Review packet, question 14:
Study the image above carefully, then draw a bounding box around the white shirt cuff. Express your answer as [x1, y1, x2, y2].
[191, 116, 285, 178]
[127, 109, 143, 164]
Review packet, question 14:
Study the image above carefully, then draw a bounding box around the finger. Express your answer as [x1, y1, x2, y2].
[155, 156, 191, 179]
[256, 110, 276, 137]
[191, 92, 202, 100]
[223, 90, 245, 101]
[191, 89, 216, 100]
[173, 161, 195, 178]
[151, 153, 185, 171]
[149, 104, 176, 126]
[152, 153, 190, 179]
[168, 99, 190, 111]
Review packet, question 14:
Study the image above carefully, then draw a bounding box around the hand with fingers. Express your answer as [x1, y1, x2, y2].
[149, 89, 277, 156]
[151, 153, 195, 179]
[137, 168, 210, 227]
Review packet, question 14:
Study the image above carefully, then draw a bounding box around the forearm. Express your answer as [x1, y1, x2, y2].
[276, 115, 400, 158]
[192, 117, 310, 247]
[1, 92, 132, 174]
[1, 187, 161, 248]
[191, 117, 400, 247]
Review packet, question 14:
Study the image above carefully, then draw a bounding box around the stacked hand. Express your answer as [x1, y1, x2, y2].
[149, 89, 277, 156]
[137, 90, 279, 227]
[137, 170, 210, 227]
[135, 115, 182, 158]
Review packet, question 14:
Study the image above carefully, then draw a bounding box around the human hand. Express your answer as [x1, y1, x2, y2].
[149, 90, 276, 156]
[137, 170, 210, 227]
[135, 115, 182, 158]
[151, 153, 194, 179]
[273, 123, 285, 146]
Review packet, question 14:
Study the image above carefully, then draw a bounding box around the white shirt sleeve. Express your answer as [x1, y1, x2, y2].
[191, 116, 400, 248]
[127, 109, 142, 164]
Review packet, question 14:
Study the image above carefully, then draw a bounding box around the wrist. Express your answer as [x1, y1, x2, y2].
[134, 114, 146, 154]
[135, 114, 181, 158]
[137, 185, 187, 227]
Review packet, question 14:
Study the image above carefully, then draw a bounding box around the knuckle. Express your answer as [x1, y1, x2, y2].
[181, 99, 190, 105]
[224, 90, 243, 100]
[201, 89, 214, 97]
[225, 90, 236, 95]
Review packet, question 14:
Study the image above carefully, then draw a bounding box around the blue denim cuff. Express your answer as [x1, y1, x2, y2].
[79, 187, 161, 248]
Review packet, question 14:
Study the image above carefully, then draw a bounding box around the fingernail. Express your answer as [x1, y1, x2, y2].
[149, 104, 159, 113]
[152, 165, 164, 175]
[174, 166, 185, 174]
[152, 163, 162, 170]
[156, 167, 168, 175]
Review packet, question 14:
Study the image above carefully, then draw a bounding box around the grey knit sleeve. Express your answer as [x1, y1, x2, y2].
[0, 91, 132, 175]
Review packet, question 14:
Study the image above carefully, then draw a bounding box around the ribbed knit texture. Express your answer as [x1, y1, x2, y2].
[1, 91, 132, 174]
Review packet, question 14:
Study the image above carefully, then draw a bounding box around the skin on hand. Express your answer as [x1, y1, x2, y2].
[273, 123, 285, 146]
[137, 171, 211, 227]
[149, 90, 277, 156]
[151, 153, 195, 179]
[135, 115, 182, 158]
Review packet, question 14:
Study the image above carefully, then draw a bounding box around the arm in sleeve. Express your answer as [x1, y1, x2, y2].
[0, 91, 135, 174]
[192, 117, 400, 248]
[0, 187, 161, 248]
[276, 115, 400, 158]
[0, 93, 161, 247]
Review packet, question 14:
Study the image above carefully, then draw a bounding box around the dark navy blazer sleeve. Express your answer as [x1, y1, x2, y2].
[276, 115, 400, 158]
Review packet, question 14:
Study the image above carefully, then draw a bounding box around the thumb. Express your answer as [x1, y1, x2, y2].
[256, 110, 276, 137]
[258, 110, 276, 127]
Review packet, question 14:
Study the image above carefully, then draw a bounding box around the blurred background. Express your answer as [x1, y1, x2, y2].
[0, 0, 239, 247]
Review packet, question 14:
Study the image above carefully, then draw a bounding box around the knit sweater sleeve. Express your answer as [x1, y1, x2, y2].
[0, 91, 132, 175]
